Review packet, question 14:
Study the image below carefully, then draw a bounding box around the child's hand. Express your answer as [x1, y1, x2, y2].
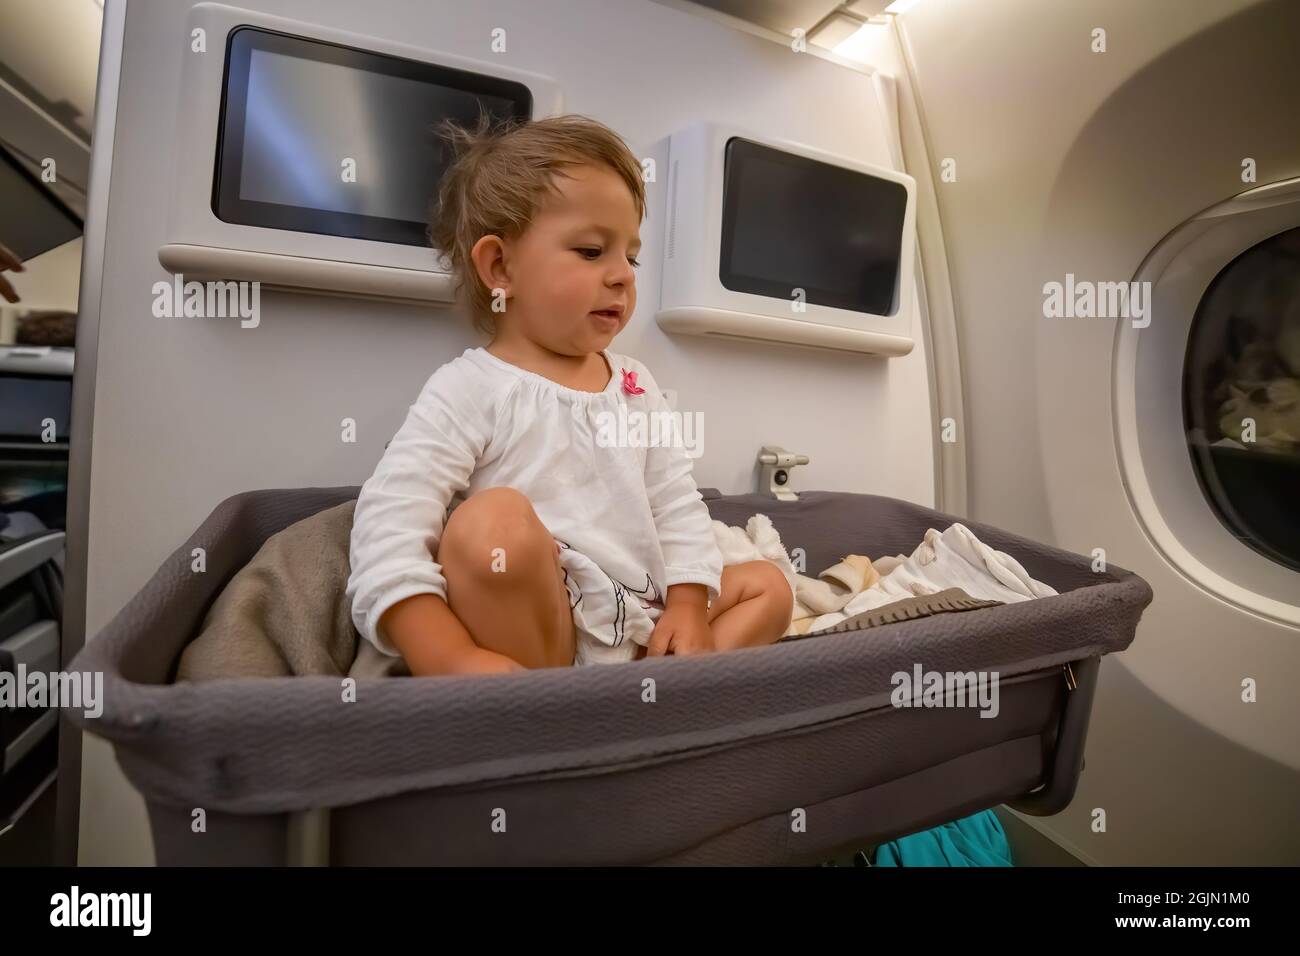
[0, 241, 25, 304]
[470, 648, 527, 674]
[444, 646, 526, 676]
[646, 605, 714, 657]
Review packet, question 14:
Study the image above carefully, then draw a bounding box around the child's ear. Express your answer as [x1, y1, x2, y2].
[469, 234, 511, 298]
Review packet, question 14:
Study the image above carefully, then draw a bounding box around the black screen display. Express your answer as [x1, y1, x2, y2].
[719, 137, 907, 316]
[0, 374, 72, 441]
[213, 27, 532, 246]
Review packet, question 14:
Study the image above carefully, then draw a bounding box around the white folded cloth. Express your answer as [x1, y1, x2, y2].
[706, 515, 1059, 639]
[805, 523, 1058, 633]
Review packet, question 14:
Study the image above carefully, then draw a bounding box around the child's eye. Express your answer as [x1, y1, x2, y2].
[578, 248, 640, 269]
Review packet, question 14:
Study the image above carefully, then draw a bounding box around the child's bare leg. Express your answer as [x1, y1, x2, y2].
[438, 487, 576, 669]
[706, 561, 794, 653]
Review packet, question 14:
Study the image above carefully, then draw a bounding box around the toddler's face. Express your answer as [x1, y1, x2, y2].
[500, 163, 641, 355]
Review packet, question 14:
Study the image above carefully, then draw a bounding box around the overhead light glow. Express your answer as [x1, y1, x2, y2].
[833, 0, 922, 54]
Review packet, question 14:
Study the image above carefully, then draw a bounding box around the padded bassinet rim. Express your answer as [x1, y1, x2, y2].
[67, 485, 1153, 817]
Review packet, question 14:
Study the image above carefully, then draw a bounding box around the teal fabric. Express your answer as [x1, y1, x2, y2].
[873, 809, 1013, 866]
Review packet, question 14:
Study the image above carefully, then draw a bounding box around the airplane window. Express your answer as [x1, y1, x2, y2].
[1183, 226, 1300, 572]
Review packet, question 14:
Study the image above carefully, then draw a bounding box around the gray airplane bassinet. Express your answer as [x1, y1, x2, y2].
[67, 486, 1151, 865]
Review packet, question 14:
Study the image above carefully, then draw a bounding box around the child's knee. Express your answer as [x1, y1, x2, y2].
[751, 561, 794, 621]
[441, 487, 550, 577]
[452, 486, 536, 530]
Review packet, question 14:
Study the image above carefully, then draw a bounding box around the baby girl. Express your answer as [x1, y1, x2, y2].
[346, 113, 793, 677]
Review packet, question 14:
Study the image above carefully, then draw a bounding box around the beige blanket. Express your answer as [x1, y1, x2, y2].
[177, 501, 407, 681]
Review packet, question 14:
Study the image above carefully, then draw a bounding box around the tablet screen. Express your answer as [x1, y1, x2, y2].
[213, 27, 532, 246]
[719, 137, 907, 316]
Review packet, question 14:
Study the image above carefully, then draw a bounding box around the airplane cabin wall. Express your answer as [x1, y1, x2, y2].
[898, 0, 1300, 864]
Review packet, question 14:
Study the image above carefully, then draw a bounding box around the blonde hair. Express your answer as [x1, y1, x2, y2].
[427, 113, 647, 336]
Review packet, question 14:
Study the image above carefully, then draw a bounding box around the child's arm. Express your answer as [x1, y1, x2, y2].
[636, 364, 723, 606]
[346, 361, 504, 675]
[380, 594, 521, 676]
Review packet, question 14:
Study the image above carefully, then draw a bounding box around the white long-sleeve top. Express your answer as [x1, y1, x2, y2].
[346, 346, 723, 655]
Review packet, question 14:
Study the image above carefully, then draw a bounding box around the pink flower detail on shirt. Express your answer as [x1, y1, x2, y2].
[620, 368, 645, 395]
